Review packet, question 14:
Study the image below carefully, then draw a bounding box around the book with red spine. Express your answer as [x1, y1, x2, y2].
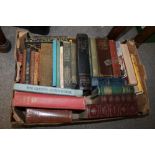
[109, 40, 121, 77]
[13, 91, 86, 110]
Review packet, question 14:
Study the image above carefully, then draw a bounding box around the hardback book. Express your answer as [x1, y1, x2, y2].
[26, 108, 72, 124]
[63, 41, 72, 88]
[56, 40, 60, 87]
[90, 38, 99, 77]
[109, 40, 121, 77]
[96, 38, 113, 76]
[30, 51, 35, 84]
[80, 94, 138, 119]
[60, 42, 64, 88]
[39, 43, 52, 86]
[52, 39, 57, 87]
[21, 49, 27, 83]
[14, 83, 83, 96]
[76, 34, 91, 92]
[71, 41, 77, 88]
[13, 91, 86, 110]
[120, 44, 137, 85]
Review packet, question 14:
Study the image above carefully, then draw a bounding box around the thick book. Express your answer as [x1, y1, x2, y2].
[121, 44, 137, 85]
[60, 42, 64, 88]
[13, 91, 86, 110]
[52, 39, 57, 87]
[56, 40, 60, 87]
[90, 38, 99, 77]
[14, 83, 83, 96]
[30, 51, 35, 84]
[26, 108, 72, 124]
[96, 38, 113, 76]
[80, 94, 138, 119]
[76, 34, 91, 92]
[39, 43, 52, 86]
[109, 40, 121, 77]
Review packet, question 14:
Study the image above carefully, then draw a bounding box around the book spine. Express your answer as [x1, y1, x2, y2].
[56, 40, 60, 87]
[121, 44, 137, 85]
[60, 42, 64, 88]
[21, 49, 26, 83]
[25, 47, 31, 84]
[26, 108, 72, 124]
[76, 34, 91, 91]
[80, 94, 138, 119]
[39, 43, 52, 86]
[71, 42, 77, 88]
[90, 38, 99, 77]
[52, 39, 57, 87]
[30, 51, 35, 84]
[14, 83, 83, 96]
[63, 41, 72, 88]
[96, 38, 113, 76]
[109, 40, 121, 77]
[33, 51, 40, 85]
[13, 91, 86, 110]
[88, 39, 93, 77]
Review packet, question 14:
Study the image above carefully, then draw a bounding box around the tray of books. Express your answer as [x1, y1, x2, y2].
[11, 30, 149, 127]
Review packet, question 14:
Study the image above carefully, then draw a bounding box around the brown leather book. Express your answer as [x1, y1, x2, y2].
[21, 49, 27, 83]
[30, 51, 35, 84]
[39, 43, 52, 86]
[96, 38, 113, 77]
[26, 108, 72, 124]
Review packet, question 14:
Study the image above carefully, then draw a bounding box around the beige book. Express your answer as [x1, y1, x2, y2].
[60, 45, 64, 88]
[121, 44, 137, 85]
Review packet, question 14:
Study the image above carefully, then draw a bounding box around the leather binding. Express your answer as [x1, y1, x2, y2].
[76, 34, 91, 92]
[90, 38, 99, 77]
[21, 49, 26, 83]
[71, 41, 77, 88]
[56, 40, 60, 87]
[60, 42, 64, 88]
[26, 108, 72, 124]
[33, 51, 40, 85]
[121, 44, 137, 85]
[30, 51, 35, 84]
[109, 40, 121, 77]
[80, 94, 138, 119]
[39, 43, 52, 86]
[25, 47, 31, 84]
[96, 38, 113, 77]
[63, 41, 72, 88]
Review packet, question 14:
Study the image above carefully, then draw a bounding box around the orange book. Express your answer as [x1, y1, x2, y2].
[34, 52, 40, 85]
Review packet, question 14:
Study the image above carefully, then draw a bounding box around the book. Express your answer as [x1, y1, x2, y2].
[109, 40, 121, 77]
[52, 39, 57, 87]
[14, 83, 83, 96]
[56, 40, 60, 87]
[90, 38, 99, 77]
[25, 47, 31, 84]
[76, 34, 91, 92]
[30, 51, 35, 84]
[39, 43, 52, 86]
[60, 42, 64, 88]
[96, 38, 113, 76]
[13, 91, 86, 110]
[26, 108, 72, 124]
[80, 94, 138, 119]
[71, 41, 77, 88]
[121, 44, 137, 85]
[21, 49, 27, 83]
[63, 41, 72, 88]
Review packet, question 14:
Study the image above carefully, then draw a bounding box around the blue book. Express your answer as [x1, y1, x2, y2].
[56, 40, 60, 87]
[52, 39, 57, 86]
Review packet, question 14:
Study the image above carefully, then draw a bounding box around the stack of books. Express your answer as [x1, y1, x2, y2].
[12, 31, 148, 125]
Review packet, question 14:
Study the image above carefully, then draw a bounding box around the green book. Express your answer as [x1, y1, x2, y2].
[56, 40, 60, 87]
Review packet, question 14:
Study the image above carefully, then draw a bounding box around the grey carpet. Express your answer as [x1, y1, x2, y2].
[0, 26, 154, 128]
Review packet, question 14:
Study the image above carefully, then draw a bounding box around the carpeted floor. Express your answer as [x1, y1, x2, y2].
[0, 26, 155, 128]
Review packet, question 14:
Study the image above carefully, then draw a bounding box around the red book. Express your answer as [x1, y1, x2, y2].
[109, 40, 121, 77]
[13, 91, 86, 110]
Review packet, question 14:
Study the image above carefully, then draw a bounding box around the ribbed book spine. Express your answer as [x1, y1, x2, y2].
[60, 42, 64, 88]
[14, 83, 83, 96]
[52, 39, 57, 87]
[25, 48, 31, 84]
[56, 40, 60, 87]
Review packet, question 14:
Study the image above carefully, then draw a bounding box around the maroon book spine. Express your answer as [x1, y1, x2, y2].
[26, 108, 72, 124]
[96, 38, 113, 76]
[80, 94, 138, 119]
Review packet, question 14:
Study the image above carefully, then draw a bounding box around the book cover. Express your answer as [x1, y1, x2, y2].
[56, 40, 60, 87]
[76, 34, 91, 92]
[14, 83, 83, 96]
[109, 40, 121, 77]
[52, 39, 57, 87]
[96, 38, 113, 76]
[39, 43, 52, 86]
[30, 51, 35, 84]
[60, 42, 64, 88]
[26, 108, 72, 124]
[13, 91, 86, 110]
